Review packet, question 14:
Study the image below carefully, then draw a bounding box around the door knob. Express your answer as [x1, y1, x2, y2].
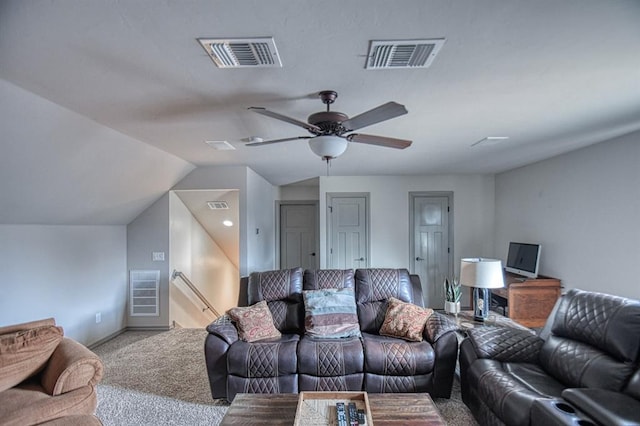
[354, 257, 365, 261]
[416, 257, 425, 261]
[310, 252, 316, 256]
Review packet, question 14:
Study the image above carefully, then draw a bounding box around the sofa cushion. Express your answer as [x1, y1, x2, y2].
[0, 382, 97, 425]
[303, 288, 361, 339]
[379, 297, 433, 342]
[227, 301, 281, 343]
[362, 332, 435, 376]
[0, 325, 63, 392]
[550, 288, 640, 363]
[303, 269, 354, 290]
[540, 334, 635, 391]
[247, 267, 303, 333]
[227, 334, 299, 378]
[298, 337, 363, 376]
[355, 269, 415, 333]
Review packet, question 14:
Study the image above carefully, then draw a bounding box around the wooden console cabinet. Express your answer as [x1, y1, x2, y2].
[490, 272, 561, 328]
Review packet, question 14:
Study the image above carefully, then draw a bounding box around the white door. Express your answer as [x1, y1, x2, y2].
[412, 195, 451, 308]
[327, 195, 369, 269]
[280, 204, 318, 270]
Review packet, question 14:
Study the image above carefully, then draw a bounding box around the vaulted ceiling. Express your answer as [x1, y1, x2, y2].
[1, 1, 639, 225]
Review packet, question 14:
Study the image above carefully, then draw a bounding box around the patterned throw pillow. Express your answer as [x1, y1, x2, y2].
[379, 297, 434, 342]
[303, 287, 361, 338]
[227, 301, 281, 343]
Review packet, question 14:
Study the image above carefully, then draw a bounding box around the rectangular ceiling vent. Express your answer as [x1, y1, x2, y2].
[205, 140, 236, 150]
[207, 201, 229, 210]
[197, 37, 282, 68]
[366, 39, 446, 69]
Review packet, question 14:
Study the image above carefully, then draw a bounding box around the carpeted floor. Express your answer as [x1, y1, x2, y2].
[93, 328, 478, 425]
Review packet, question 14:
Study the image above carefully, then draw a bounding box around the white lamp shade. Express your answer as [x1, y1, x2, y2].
[308, 135, 348, 160]
[459, 258, 504, 289]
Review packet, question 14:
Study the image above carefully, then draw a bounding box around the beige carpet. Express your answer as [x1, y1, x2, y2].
[93, 328, 477, 425]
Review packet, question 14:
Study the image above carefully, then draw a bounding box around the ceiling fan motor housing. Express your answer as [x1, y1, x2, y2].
[307, 111, 349, 135]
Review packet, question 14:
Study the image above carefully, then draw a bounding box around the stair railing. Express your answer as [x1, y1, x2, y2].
[171, 270, 221, 318]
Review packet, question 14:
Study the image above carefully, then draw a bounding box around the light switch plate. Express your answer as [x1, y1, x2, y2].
[152, 252, 165, 261]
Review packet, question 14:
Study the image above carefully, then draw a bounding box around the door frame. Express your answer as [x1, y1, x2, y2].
[275, 200, 319, 270]
[409, 191, 455, 282]
[326, 192, 371, 269]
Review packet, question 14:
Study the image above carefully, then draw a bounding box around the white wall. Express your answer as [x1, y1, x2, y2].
[0, 225, 127, 345]
[278, 184, 320, 201]
[319, 174, 496, 274]
[495, 131, 640, 299]
[246, 168, 277, 273]
[173, 166, 277, 276]
[169, 193, 239, 327]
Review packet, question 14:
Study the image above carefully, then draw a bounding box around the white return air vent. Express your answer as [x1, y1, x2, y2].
[366, 39, 446, 69]
[130, 270, 160, 316]
[207, 201, 229, 210]
[197, 37, 282, 68]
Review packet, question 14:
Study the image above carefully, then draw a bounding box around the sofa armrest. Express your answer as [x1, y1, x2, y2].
[562, 388, 640, 426]
[206, 315, 239, 345]
[424, 312, 458, 343]
[467, 326, 543, 362]
[41, 337, 104, 396]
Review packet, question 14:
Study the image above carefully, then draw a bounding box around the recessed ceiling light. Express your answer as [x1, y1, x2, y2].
[471, 136, 510, 147]
[222, 220, 233, 227]
[205, 141, 235, 151]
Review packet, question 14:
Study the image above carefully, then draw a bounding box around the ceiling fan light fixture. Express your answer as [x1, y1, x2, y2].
[308, 135, 348, 161]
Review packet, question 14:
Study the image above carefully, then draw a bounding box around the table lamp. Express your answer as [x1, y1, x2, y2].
[460, 258, 504, 321]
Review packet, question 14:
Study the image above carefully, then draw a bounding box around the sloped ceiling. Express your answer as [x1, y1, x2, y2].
[1, 0, 640, 226]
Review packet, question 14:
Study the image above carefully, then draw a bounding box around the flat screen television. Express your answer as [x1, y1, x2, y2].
[505, 242, 541, 278]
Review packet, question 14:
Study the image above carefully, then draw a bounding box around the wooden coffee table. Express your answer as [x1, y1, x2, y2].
[220, 392, 446, 425]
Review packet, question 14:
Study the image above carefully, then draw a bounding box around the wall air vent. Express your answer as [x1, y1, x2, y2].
[207, 201, 229, 210]
[197, 37, 282, 68]
[130, 270, 159, 317]
[366, 39, 446, 69]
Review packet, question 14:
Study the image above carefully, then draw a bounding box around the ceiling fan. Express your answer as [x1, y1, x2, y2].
[246, 90, 412, 161]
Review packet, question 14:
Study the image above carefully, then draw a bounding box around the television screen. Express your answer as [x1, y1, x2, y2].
[505, 242, 541, 278]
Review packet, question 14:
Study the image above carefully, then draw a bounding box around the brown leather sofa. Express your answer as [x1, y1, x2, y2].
[205, 267, 459, 402]
[459, 288, 640, 426]
[0, 318, 104, 426]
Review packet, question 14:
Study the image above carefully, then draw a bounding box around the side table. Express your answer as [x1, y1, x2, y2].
[454, 310, 532, 332]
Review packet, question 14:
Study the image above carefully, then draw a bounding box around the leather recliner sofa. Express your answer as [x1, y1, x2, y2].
[205, 267, 459, 402]
[459, 288, 640, 426]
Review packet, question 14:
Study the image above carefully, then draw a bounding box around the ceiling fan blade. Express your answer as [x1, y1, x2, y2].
[248, 107, 321, 132]
[246, 136, 312, 146]
[347, 133, 412, 149]
[342, 102, 408, 131]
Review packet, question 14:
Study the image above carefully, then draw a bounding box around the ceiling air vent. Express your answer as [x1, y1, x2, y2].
[366, 39, 446, 69]
[197, 37, 282, 68]
[207, 201, 229, 210]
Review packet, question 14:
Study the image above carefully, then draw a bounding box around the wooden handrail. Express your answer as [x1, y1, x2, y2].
[171, 270, 221, 318]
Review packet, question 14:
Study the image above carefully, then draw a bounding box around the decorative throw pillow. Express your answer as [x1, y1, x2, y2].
[227, 301, 281, 343]
[303, 287, 361, 338]
[0, 325, 64, 392]
[379, 297, 433, 342]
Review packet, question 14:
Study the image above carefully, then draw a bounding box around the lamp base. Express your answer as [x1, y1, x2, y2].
[473, 287, 491, 322]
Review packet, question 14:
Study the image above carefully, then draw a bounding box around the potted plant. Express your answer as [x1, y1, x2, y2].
[444, 277, 461, 316]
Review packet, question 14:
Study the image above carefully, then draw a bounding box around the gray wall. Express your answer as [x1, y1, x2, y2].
[0, 225, 127, 345]
[495, 130, 640, 299]
[126, 194, 170, 328]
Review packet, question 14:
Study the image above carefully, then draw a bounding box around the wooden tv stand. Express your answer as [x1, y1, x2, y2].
[489, 272, 561, 328]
